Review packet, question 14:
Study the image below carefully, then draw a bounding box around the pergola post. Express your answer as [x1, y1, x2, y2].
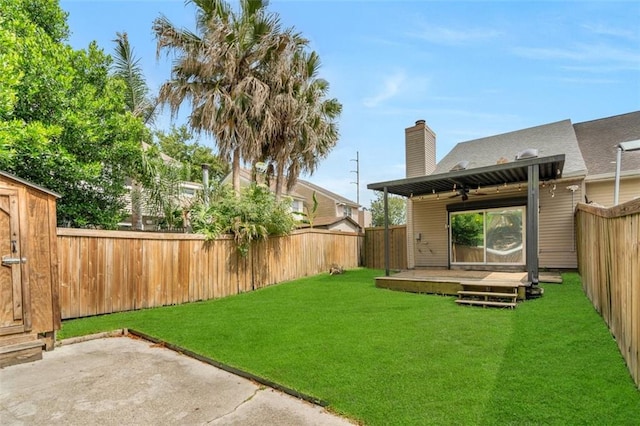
[383, 187, 390, 276]
[526, 164, 539, 285]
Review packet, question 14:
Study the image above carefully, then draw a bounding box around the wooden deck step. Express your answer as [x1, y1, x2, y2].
[457, 291, 517, 298]
[0, 340, 44, 368]
[455, 299, 517, 308]
[459, 280, 520, 288]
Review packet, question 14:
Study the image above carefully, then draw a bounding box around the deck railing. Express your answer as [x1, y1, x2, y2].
[575, 198, 640, 388]
[57, 228, 363, 319]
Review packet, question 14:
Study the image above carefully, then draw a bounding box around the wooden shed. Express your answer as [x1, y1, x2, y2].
[0, 171, 60, 367]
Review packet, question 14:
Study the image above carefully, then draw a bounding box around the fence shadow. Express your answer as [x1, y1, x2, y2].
[575, 198, 640, 388]
[481, 276, 640, 424]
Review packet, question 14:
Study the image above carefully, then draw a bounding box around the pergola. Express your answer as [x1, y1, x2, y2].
[367, 154, 566, 285]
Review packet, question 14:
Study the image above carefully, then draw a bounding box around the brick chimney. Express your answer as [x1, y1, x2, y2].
[405, 119, 436, 178]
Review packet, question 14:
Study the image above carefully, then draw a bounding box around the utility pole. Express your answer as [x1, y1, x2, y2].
[350, 151, 360, 206]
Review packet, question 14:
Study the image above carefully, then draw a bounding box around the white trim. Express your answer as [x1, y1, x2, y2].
[585, 170, 640, 182]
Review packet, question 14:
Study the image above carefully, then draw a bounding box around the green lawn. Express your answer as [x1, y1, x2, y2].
[60, 269, 640, 425]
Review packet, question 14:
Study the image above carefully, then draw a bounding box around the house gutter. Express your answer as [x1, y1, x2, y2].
[614, 140, 640, 205]
[614, 147, 622, 205]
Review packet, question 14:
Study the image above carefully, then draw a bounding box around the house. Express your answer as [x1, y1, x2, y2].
[120, 179, 202, 230]
[574, 111, 640, 206]
[368, 111, 640, 286]
[298, 216, 363, 233]
[120, 143, 205, 230]
[223, 169, 369, 232]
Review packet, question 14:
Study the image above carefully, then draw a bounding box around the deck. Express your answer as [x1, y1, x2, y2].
[375, 269, 562, 301]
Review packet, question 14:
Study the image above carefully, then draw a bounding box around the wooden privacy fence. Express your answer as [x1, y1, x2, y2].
[363, 225, 407, 270]
[57, 228, 363, 319]
[575, 199, 640, 388]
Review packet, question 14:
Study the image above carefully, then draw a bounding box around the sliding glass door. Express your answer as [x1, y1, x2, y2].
[450, 207, 525, 265]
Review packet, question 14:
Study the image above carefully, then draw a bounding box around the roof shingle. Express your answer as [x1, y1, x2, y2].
[573, 111, 640, 176]
[434, 119, 587, 178]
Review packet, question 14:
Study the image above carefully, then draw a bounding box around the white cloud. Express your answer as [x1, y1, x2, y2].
[553, 77, 619, 85]
[362, 71, 406, 108]
[512, 43, 640, 68]
[561, 64, 640, 73]
[408, 26, 502, 45]
[582, 23, 638, 41]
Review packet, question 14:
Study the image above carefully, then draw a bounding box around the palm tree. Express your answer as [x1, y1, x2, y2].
[112, 32, 158, 125]
[257, 33, 307, 199]
[153, 0, 283, 193]
[262, 47, 342, 199]
[112, 31, 160, 229]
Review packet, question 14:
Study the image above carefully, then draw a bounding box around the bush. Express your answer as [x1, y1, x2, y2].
[190, 183, 296, 255]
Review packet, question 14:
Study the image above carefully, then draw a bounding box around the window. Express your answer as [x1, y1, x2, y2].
[181, 187, 196, 197]
[450, 207, 525, 265]
[291, 199, 304, 213]
[343, 205, 353, 218]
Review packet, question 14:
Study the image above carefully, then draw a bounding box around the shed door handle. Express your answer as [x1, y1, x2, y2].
[2, 256, 27, 266]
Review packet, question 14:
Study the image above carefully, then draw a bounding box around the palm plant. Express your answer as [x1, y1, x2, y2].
[112, 32, 158, 125]
[261, 47, 342, 199]
[153, 0, 284, 193]
[285, 55, 341, 193]
[112, 31, 159, 229]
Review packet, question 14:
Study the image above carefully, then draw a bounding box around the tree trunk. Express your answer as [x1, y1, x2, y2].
[275, 162, 285, 201]
[232, 147, 241, 194]
[132, 180, 144, 230]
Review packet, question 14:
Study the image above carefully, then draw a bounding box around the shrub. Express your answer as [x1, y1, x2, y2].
[191, 183, 296, 255]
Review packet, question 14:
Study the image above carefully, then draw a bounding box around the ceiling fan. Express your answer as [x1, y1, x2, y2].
[449, 184, 488, 201]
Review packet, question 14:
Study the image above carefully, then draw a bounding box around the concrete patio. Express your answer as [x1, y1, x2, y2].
[0, 336, 352, 425]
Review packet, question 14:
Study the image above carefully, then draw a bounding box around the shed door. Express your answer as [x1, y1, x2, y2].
[0, 189, 25, 334]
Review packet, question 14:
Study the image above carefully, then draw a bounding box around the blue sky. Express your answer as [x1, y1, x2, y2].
[60, 0, 640, 207]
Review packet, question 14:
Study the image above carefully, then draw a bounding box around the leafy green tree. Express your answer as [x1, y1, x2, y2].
[370, 192, 406, 227]
[451, 213, 484, 247]
[154, 125, 228, 183]
[0, 0, 147, 228]
[154, 0, 284, 193]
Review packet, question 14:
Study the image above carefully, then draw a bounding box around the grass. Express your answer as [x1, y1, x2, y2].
[60, 269, 640, 425]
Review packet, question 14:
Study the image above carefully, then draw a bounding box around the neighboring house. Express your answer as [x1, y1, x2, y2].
[120, 180, 203, 230]
[120, 143, 204, 230]
[222, 169, 369, 231]
[298, 216, 363, 233]
[574, 111, 640, 206]
[368, 111, 640, 284]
